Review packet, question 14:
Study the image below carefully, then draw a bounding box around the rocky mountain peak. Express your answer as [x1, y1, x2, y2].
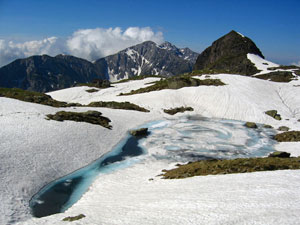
[194, 30, 264, 75]
[95, 40, 198, 81]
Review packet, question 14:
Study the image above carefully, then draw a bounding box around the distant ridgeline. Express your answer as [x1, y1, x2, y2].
[0, 30, 299, 92]
[0, 41, 198, 92]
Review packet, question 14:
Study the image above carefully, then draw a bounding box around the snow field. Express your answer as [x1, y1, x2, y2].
[2, 73, 300, 224]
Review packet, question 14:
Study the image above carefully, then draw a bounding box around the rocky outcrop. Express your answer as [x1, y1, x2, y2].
[130, 128, 149, 136]
[265, 110, 281, 120]
[46, 110, 112, 129]
[274, 131, 300, 142]
[163, 107, 194, 115]
[193, 30, 264, 75]
[268, 151, 291, 158]
[245, 122, 257, 128]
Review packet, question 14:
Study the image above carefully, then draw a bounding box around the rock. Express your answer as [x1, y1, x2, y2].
[265, 110, 277, 118]
[46, 111, 112, 129]
[263, 124, 273, 128]
[245, 122, 257, 128]
[130, 128, 148, 136]
[265, 110, 282, 120]
[268, 151, 291, 158]
[62, 214, 86, 222]
[163, 106, 194, 115]
[193, 30, 264, 75]
[274, 131, 300, 142]
[278, 126, 289, 131]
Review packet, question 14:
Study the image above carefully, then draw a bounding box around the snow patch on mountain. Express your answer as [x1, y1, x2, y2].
[247, 53, 279, 74]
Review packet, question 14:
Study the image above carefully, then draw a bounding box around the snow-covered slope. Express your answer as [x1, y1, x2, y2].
[2, 74, 300, 225]
[247, 53, 279, 74]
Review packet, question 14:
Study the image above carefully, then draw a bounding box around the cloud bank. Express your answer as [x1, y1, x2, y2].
[0, 27, 164, 67]
[292, 61, 300, 67]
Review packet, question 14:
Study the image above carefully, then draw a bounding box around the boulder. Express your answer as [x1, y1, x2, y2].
[130, 128, 149, 136]
[265, 110, 281, 120]
[278, 126, 289, 131]
[268, 151, 291, 158]
[245, 122, 257, 128]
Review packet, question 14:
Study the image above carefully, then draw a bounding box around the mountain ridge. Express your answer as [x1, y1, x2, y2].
[0, 41, 198, 92]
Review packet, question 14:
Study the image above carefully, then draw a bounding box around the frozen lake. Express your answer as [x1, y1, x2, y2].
[30, 116, 276, 217]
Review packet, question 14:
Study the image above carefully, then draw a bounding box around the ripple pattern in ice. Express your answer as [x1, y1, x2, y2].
[142, 116, 276, 162]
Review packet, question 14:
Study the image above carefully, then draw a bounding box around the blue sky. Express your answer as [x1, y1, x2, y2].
[0, 0, 299, 65]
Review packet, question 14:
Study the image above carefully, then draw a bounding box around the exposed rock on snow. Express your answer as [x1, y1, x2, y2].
[46, 110, 112, 129]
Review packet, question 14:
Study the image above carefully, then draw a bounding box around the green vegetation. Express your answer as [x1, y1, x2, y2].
[162, 154, 300, 179]
[268, 65, 300, 70]
[256, 71, 294, 82]
[85, 88, 99, 93]
[62, 214, 86, 222]
[265, 110, 281, 120]
[190, 69, 234, 76]
[112, 75, 162, 84]
[274, 131, 300, 142]
[119, 76, 225, 96]
[88, 101, 149, 112]
[0, 88, 81, 107]
[77, 79, 111, 88]
[164, 106, 194, 115]
[46, 110, 112, 129]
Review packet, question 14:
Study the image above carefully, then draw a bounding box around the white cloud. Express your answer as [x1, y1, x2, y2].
[0, 27, 164, 67]
[66, 27, 163, 61]
[292, 61, 300, 67]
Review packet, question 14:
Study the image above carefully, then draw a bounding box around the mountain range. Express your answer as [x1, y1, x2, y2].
[0, 41, 198, 92]
[1, 30, 297, 93]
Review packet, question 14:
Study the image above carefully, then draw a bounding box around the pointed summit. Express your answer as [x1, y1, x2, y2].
[194, 30, 264, 75]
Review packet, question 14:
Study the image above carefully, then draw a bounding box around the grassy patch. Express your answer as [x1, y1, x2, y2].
[162, 155, 300, 179]
[255, 71, 294, 82]
[190, 69, 235, 76]
[268, 65, 300, 70]
[164, 106, 194, 115]
[46, 110, 112, 129]
[77, 79, 111, 88]
[119, 76, 225, 96]
[274, 131, 300, 142]
[62, 214, 86, 222]
[112, 75, 162, 84]
[88, 101, 149, 112]
[0, 88, 80, 107]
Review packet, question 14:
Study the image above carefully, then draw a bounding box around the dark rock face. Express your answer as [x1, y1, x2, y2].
[96, 41, 198, 80]
[268, 151, 291, 158]
[130, 128, 149, 136]
[194, 30, 264, 75]
[0, 55, 107, 92]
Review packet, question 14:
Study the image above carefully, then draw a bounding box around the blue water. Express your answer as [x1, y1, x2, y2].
[30, 116, 276, 218]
